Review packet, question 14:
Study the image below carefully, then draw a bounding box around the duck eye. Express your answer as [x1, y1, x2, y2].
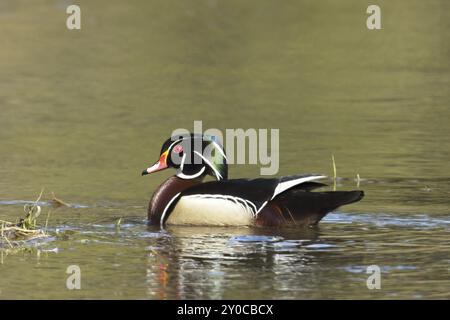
[173, 144, 183, 154]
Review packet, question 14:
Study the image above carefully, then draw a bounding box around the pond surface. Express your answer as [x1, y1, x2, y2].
[0, 0, 449, 299]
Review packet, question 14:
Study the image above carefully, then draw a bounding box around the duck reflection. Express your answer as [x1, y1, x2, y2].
[144, 226, 322, 299]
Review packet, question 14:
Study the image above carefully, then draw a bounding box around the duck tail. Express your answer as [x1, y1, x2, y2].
[324, 190, 365, 207]
[273, 190, 364, 226]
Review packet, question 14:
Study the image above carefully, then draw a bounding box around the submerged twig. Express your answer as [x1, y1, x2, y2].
[50, 192, 70, 207]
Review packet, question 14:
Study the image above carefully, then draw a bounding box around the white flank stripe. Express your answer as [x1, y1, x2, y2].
[255, 201, 268, 216]
[271, 175, 327, 200]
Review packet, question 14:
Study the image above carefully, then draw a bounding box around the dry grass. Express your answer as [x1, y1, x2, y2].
[0, 189, 65, 248]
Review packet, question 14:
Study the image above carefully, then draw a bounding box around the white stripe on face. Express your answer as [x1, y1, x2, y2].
[193, 151, 223, 180]
[176, 166, 206, 180]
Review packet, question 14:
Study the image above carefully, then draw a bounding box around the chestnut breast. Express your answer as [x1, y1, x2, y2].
[148, 176, 202, 225]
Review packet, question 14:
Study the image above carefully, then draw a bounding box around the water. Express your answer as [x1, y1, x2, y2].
[0, 0, 449, 299]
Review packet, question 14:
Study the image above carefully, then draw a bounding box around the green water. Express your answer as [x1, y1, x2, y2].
[0, 0, 449, 299]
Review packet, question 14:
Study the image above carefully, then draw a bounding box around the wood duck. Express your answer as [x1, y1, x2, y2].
[142, 134, 364, 227]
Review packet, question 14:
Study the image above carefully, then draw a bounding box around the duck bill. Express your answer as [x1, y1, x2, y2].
[142, 151, 168, 176]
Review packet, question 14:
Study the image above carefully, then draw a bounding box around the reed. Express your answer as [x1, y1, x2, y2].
[331, 154, 337, 191]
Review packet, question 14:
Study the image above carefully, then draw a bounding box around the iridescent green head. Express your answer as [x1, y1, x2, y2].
[142, 133, 228, 181]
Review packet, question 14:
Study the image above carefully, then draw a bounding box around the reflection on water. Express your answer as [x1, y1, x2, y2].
[145, 226, 320, 299]
[0, 196, 449, 299]
[0, 0, 449, 299]
[141, 219, 449, 299]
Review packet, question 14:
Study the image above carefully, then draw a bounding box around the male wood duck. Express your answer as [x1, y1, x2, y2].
[142, 134, 364, 227]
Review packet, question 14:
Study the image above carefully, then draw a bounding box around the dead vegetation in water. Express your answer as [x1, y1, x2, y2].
[0, 189, 70, 248]
[50, 192, 70, 208]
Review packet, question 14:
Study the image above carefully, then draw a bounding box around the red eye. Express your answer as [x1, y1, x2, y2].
[173, 144, 183, 154]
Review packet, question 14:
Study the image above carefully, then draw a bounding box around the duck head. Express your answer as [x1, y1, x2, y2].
[142, 134, 228, 181]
